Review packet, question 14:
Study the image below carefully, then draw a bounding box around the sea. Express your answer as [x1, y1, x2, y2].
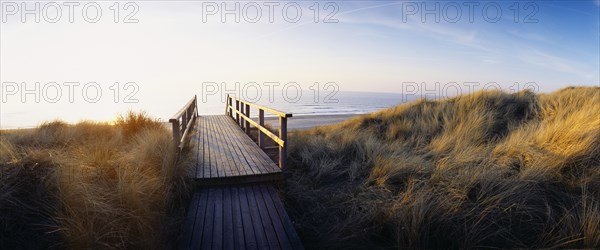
[0, 91, 414, 129]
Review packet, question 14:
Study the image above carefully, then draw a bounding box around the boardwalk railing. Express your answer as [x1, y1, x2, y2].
[170, 95, 198, 149]
[225, 95, 293, 169]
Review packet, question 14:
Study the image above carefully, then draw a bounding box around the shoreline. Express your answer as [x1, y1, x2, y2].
[260, 113, 361, 131]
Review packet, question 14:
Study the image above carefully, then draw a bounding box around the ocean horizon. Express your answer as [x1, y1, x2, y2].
[1, 91, 414, 129]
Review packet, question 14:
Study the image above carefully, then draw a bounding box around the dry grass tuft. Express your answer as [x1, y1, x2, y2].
[115, 110, 164, 137]
[0, 111, 188, 249]
[284, 86, 600, 248]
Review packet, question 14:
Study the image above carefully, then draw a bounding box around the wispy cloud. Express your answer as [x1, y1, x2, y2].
[338, 5, 491, 53]
[519, 50, 597, 80]
[508, 30, 552, 44]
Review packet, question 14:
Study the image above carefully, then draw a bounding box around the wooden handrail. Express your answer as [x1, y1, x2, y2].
[225, 95, 292, 169]
[170, 96, 197, 122]
[170, 95, 198, 150]
[235, 98, 292, 118]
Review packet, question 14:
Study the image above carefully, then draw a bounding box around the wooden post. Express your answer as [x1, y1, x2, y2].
[171, 120, 181, 148]
[258, 109, 264, 148]
[224, 95, 229, 115]
[279, 116, 287, 169]
[181, 111, 187, 132]
[235, 100, 240, 125]
[194, 95, 198, 117]
[245, 104, 250, 134]
[230, 98, 233, 117]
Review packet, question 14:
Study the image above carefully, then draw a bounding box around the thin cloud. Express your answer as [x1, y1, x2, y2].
[519, 50, 597, 80]
[508, 30, 553, 44]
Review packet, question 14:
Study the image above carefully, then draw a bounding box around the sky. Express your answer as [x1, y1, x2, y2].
[0, 0, 599, 128]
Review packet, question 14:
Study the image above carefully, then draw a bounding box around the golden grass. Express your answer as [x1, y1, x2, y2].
[0, 112, 188, 248]
[284, 86, 600, 248]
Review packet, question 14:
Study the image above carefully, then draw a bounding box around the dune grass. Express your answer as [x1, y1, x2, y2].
[284, 86, 600, 248]
[0, 111, 188, 248]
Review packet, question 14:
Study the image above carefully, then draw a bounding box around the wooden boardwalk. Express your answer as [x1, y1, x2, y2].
[179, 184, 303, 250]
[174, 96, 302, 250]
[188, 115, 282, 185]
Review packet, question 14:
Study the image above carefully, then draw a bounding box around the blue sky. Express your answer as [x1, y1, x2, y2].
[0, 0, 599, 127]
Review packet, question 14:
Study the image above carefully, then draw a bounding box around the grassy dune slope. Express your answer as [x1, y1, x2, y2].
[0, 112, 188, 249]
[285, 86, 600, 248]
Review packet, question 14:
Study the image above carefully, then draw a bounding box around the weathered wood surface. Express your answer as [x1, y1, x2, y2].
[179, 184, 304, 250]
[189, 115, 282, 185]
[179, 105, 302, 249]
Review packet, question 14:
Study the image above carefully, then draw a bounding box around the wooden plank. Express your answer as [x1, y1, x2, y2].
[227, 115, 278, 175]
[217, 116, 248, 175]
[181, 185, 303, 249]
[245, 185, 269, 248]
[207, 116, 224, 178]
[221, 115, 280, 174]
[212, 187, 224, 249]
[231, 186, 246, 249]
[201, 188, 216, 249]
[197, 117, 204, 179]
[239, 186, 258, 250]
[179, 192, 200, 249]
[205, 116, 218, 178]
[202, 117, 209, 179]
[195, 118, 204, 178]
[219, 116, 241, 178]
[218, 115, 271, 174]
[217, 115, 262, 176]
[212, 115, 237, 177]
[189, 189, 210, 249]
[258, 184, 293, 250]
[201, 117, 208, 178]
[266, 186, 304, 250]
[201, 116, 213, 178]
[252, 185, 282, 249]
[223, 186, 234, 250]
[193, 116, 283, 184]
[214, 114, 249, 177]
[193, 173, 282, 186]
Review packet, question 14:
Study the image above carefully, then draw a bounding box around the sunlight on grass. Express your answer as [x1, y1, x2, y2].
[284, 86, 600, 248]
[0, 111, 188, 248]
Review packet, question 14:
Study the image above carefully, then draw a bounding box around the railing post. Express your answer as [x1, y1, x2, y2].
[279, 116, 287, 169]
[258, 109, 265, 148]
[235, 100, 240, 125]
[171, 120, 181, 148]
[194, 95, 198, 117]
[181, 111, 187, 132]
[228, 97, 232, 117]
[225, 95, 229, 116]
[245, 104, 250, 134]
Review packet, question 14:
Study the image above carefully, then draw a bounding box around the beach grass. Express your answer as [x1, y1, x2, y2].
[0, 111, 189, 248]
[284, 86, 600, 248]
